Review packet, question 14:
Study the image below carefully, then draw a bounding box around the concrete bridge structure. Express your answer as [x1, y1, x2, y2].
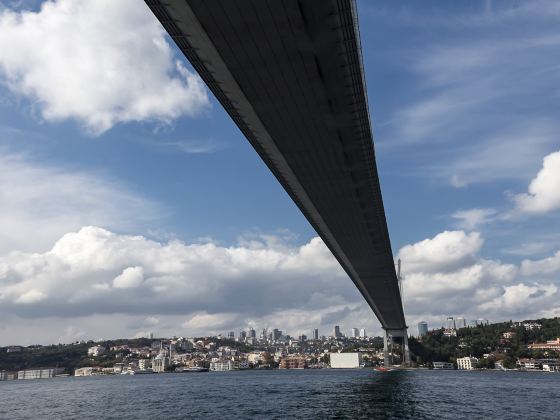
[145, 0, 409, 366]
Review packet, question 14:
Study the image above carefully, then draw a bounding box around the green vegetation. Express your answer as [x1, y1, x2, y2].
[409, 317, 560, 366]
[0, 338, 154, 372]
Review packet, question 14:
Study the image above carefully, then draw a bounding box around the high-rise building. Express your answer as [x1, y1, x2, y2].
[359, 328, 366, 338]
[445, 317, 455, 330]
[298, 334, 307, 342]
[240, 330, 247, 339]
[313, 329, 319, 340]
[418, 321, 428, 337]
[456, 317, 466, 329]
[273, 329, 282, 340]
[351, 328, 359, 338]
[249, 328, 256, 338]
[333, 325, 341, 338]
[228, 331, 235, 339]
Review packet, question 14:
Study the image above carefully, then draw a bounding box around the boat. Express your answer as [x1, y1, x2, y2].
[374, 366, 395, 372]
[176, 367, 209, 373]
[130, 369, 154, 375]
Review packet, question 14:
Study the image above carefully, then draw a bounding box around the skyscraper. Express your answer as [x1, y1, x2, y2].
[359, 328, 366, 338]
[313, 329, 319, 340]
[351, 328, 359, 338]
[445, 317, 455, 330]
[418, 321, 428, 337]
[273, 329, 282, 340]
[333, 325, 341, 338]
[249, 328, 256, 338]
[228, 331, 235, 339]
[456, 317, 466, 329]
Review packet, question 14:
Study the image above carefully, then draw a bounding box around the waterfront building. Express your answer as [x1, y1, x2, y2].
[138, 359, 151, 370]
[330, 352, 362, 369]
[456, 317, 466, 329]
[540, 359, 560, 372]
[18, 367, 65, 379]
[432, 362, 454, 370]
[417, 321, 428, 337]
[333, 325, 341, 339]
[457, 357, 478, 370]
[0, 371, 7, 380]
[516, 358, 540, 371]
[74, 367, 98, 377]
[528, 338, 560, 351]
[313, 329, 319, 340]
[445, 317, 455, 330]
[152, 354, 169, 373]
[279, 355, 307, 369]
[210, 360, 235, 371]
[359, 328, 366, 338]
[351, 328, 359, 338]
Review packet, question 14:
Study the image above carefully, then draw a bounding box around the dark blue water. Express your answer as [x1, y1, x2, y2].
[1, 370, 559, 419]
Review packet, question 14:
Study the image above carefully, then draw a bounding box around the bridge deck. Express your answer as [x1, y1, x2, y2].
[146, 0, 406, 330]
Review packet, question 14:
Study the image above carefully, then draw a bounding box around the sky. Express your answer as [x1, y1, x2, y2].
[1, 0, 560, 345]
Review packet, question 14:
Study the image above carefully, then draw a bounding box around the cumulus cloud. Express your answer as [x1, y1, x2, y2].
[0, 226, 369, 341]
[0, 0, 209, 134]
[0, 152, 161, 254]
[1, 225, 559, 344]
[521, 250, 560, 276]
[113, 267, 144, 289]
[478, 283, 558, 312]
[398, 230, 560, 328]
[397, 230, 483, 273]
[512, 150, 560, 214]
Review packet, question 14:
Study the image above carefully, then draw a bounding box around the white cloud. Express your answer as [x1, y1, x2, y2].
[397, 230, 483, 273]
[113, 266, 144, 289]
[521, 250, 560, 276]
[478, 283, 558, 313]
[0, 152, 161, 254]
[0, 226, 370, 344]
[15, 289, 47, 304]
[0, 0, 210, 134]
[1, 225, 559, 344]
[451, 208, 497, 230]
[512, 150, 560, 214]
[396, 230, 560, 327]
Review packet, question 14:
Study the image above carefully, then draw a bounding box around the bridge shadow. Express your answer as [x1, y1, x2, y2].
[324, 371, 425, 419]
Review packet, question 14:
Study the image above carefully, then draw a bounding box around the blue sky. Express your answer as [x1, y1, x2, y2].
[1, 0, 560, 344]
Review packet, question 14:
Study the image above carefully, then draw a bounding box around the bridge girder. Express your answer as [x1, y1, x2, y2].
[145, 0, 406, 330]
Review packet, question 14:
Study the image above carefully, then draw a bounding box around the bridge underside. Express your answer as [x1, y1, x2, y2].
[146, 0, 406, 330]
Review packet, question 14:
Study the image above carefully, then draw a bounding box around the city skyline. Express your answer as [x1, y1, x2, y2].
[1, 0, 560, 345]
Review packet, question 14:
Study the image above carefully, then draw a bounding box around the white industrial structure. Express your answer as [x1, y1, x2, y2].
[330, 353, 362, 369]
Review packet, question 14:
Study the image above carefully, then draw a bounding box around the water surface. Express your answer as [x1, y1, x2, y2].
[1, 369, 559, 419]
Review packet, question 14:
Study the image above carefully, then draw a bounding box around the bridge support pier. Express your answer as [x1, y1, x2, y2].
[383, 330, 391, 368]
[402, 330, 410, 367]
[383, 328, 410, 367]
